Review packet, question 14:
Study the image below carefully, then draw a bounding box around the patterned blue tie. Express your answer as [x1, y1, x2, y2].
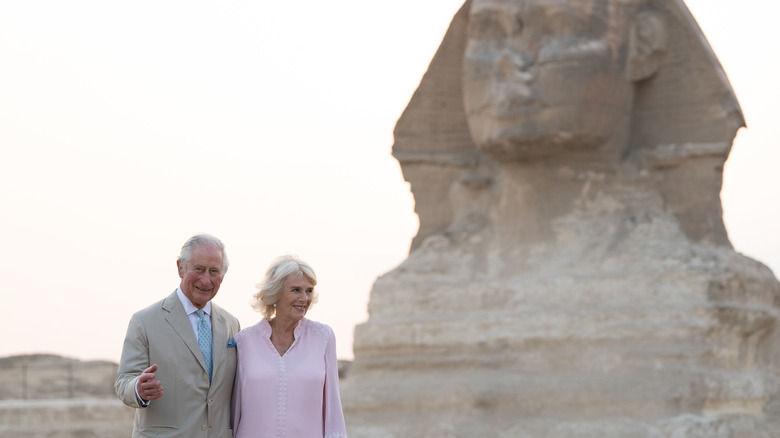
[196, 309, 213, 382]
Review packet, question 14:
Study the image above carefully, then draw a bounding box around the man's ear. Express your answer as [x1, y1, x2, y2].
[626, 11, 669, 82]
[177, 259, 184, 278]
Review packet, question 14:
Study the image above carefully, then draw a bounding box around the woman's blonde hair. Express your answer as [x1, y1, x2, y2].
[251, 255, 318, 319]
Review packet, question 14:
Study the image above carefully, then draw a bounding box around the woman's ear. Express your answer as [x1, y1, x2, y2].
[626, 11, 669, 82]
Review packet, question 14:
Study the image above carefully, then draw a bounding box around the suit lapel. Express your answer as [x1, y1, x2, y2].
[162, 290, 208, 373]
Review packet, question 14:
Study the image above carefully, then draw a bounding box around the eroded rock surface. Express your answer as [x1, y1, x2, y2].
[341, 1, 780, 436]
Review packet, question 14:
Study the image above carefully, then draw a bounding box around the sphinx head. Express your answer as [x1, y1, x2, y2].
[394, 0, 743, 248]
[462, 0, 672, 161]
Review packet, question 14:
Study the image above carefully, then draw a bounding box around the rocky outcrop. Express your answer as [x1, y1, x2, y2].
[0, 398, 133, 438]
[0, 354, 134, 437]
[0, 354, 118, 400]
[341, 1, 780, 436]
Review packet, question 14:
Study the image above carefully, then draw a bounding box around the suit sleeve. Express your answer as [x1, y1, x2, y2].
[115, 313, 150, 408]
[323, 326, 348, 437]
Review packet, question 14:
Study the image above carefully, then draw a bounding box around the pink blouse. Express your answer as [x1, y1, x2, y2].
[231, 318, 347, 438]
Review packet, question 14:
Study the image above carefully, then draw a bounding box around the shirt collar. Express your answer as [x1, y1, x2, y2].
[176, 286, 212, 316]
[261, 317, 307, 337]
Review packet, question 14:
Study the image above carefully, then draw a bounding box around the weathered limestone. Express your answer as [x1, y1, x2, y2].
[0, 398, 134, 438]
[0, 354, 118, 400]
[0, 354, 134, 437]
[341, 1, 780, 436]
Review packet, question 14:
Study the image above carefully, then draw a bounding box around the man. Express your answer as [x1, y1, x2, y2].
[115, 234, 240, 438]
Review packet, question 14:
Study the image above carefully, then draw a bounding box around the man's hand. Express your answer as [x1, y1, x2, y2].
[137, 364, 164, 401]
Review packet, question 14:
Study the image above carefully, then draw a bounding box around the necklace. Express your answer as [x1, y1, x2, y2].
[271, 325, 294, 355]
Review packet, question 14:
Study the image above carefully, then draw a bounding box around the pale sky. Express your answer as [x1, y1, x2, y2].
[0, 0, 778, 362]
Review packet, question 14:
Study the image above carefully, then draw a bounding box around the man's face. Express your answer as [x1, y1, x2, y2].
[463, 0, 634, 159]
[178, 244, 225, 309]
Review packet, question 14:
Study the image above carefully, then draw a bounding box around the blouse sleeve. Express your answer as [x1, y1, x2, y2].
[323, 326, 348, 438]
[231, 342, 243, 436]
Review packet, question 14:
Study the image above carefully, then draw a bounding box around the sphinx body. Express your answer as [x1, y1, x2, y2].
[341, 1, 780, 436]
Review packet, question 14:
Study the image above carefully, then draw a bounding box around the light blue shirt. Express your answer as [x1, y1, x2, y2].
[176, 286, 212, 337]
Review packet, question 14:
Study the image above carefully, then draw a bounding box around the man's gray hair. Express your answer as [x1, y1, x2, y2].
[178, 233, 229, 273]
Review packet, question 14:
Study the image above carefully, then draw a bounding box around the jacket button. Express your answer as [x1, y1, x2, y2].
[202, 425, 207, 430]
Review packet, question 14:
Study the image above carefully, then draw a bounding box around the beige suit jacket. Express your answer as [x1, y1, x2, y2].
[115, 290, 240, 438]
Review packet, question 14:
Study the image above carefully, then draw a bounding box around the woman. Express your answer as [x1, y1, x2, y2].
[231, 255, 347, 438]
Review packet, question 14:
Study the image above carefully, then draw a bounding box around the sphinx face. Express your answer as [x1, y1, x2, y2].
[463, 0, 635, 160]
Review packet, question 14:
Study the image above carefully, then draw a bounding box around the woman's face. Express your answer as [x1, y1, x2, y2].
[275, 274, 314, 322]
[463, 0, 634, 159]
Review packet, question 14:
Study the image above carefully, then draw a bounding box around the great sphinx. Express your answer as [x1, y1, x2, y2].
[341, 0, 780, 436]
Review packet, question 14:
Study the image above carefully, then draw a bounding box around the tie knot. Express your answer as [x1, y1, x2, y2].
[196, 309, 205, 320]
